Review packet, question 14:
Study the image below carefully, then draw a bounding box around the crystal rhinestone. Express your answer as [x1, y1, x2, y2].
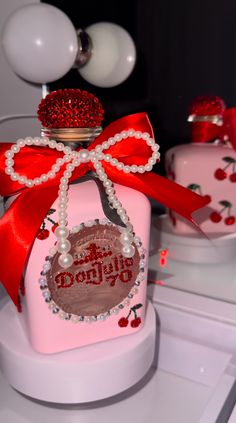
[135, 281, 141, 286]
[42, 291, 50, 298]
[92, 316, 98, 321]
[38, 277, 46, 285]
[71, 315, 79, 323]
[128, 293, 133, 299]
[118, 304, 124, 309]
[64, 314, 71, 320]
[99, 314, 106, 320]
[40, 284, 48, 290]
[52, 307, 59, 314]
[79, 316, 84, 322]
[140, 267, 145, 273]
[45, 297, 51, 303]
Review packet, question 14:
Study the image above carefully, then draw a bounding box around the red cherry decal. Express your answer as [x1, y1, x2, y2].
[52, 223, 59, 233]
[224, 216, 235, 225]
[118, 317, 129, 327]
[203, 194, 211, 203]
[210, 211, 222, 223]
[130, 317, 141, 328]
[37, 229, 50, 240]
[214, 168, 227, 180]
[229, 173, 236, 182]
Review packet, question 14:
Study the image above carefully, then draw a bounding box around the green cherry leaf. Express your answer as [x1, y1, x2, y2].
[187, 183, 200, 191]
[131, 303, 143, 311]
[219, 200, 232, 208]
[47, 208, 56, 215]
[222, 156, 236, 163]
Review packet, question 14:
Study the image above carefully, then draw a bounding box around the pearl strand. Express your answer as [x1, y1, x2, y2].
[5, 130, 160, 269]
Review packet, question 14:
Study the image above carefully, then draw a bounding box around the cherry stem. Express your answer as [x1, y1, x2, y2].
[42, 220, 46, 230]
[47, 217, 56, 225]
[227, 207, 232, 217]
[126, 310, 132, 320]
[223, 163, 233, 171]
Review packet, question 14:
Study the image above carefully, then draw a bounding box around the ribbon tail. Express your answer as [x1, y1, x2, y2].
[0, 186, 58, 307]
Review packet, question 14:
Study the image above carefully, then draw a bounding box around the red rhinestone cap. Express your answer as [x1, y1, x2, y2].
[189, 95, 225, 117]
[37, 89, 104, 128]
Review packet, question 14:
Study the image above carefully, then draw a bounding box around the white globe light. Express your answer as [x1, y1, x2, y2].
[2, 4, 78, 84]
[78, 22, 136, 88]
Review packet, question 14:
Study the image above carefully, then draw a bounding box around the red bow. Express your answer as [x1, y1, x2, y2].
[0, 113, 209, 307]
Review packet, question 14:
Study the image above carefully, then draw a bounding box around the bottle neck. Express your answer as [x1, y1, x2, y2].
[41, 127, 102, 149]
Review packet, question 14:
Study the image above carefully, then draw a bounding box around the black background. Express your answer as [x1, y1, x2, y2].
[44, 0, 236, 174]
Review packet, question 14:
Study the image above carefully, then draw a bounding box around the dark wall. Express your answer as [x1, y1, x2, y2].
[44, 0, 236, 174]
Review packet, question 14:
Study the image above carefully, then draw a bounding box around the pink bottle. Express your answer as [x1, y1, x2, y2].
[165, 96, 236, 234]
[19, 90, 152, 353]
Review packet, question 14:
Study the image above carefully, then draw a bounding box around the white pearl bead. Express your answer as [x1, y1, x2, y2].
[79, 149, 90, 162]
[152, 144, 159, 151]
[66, 164, 75, 172]
[11, 145, 20, 153]
[138, 166, 145, 173]
[59, 210, 67, 218]
[73, 159, 80, 166]
[56, 143, 64, 151]
[57, 239, 71, 253]
[141, 132, 150, 140]
[40, 174, 48, 182]
[128, 129, 135, 137]
[134, 131, 142, 139]
[52, 164, 60, 172]
[111, 158, 118, 166]
[152, 152, 160, 159]
[19, 176, 26, 184]
[55, 226, 69, 238]
[121, 215, 129, 223]
[108, 194, 116, 202]
[10, 173, 19, 181]
[58, 253, 73, 269]
[64, 155, 72, 162]
[104, 180, 112, 187]
[120, 232, 134, 244]
[5, 158, 14, 166]
[34, 137, 41, 146]
[64, 171, 72, 178]
[95, 145, 102, 152]
[106, 187, 114, 195]
[131, 165, 138, 172]
[117, 207, 125, 215]
[108, 137, 116, 145]
[49, 140, 56, 148]
[34, 178, 41, 185]
[145, 164, 152, 171]
[113, 200, 121, 209]
[102, 142, 109, 150]
[117, 162, 124, 170]
[5, 150, 14, 158]
[64, 147, 71, 154]
[56, 158, 64, 166]
[59, 202, 67, 210]
[122, 244, 135, 258]
[59, 219, 67, 226]
[25, 137, 33, 145]
[148, 158, 156, 165]
[5, 167, 13, 175]
[48, 171, 55, 179]
[49, 246, 57, 256]
[114, 134, 122, 141]
[124, 166, 130, 173]
[121, 131, 128, 139]
[104, 154, 111, 162]
[26, 180, 34, 188]
[147, 138, 154, 146]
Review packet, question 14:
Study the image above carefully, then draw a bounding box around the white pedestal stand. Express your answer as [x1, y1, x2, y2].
[0, 300, 156, 404]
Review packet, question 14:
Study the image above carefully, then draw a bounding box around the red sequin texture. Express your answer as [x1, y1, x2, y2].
[189, 95, 225, 117]
[37, 89, 104, 128]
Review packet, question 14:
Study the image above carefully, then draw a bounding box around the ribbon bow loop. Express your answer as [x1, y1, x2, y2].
[0, 113, 209, 307]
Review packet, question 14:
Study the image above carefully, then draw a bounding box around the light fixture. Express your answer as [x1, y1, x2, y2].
[2, 3, 136, 88]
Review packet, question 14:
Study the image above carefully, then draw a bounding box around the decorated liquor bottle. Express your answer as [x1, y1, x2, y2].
[0, 90, 209, 354]
[165, 96, 236, 234]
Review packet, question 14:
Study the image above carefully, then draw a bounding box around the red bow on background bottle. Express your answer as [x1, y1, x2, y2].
[188, 95, 236, 148]
[0, 113, 209, 307]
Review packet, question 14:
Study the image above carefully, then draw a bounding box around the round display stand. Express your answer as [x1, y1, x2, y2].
[151, 215, 236, 264]
[0, 300, 156, 404]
